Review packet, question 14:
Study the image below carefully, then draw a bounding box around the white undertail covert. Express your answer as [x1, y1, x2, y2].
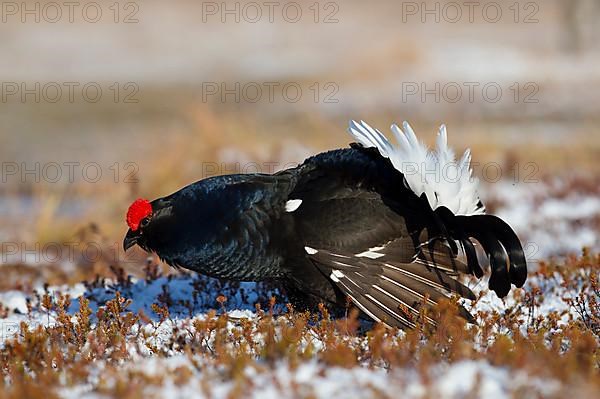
[348, 120, 485, 216]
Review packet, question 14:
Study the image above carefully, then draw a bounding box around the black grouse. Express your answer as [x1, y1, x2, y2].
[123, 120, 527, 328]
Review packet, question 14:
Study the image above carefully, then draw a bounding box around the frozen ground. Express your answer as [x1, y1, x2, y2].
[0, 257, 592, 398]
[55, 358, 559, 399]
[0, 177, 598, 398]
[486, 178, 600, 259]
[0, 279, 568, 398]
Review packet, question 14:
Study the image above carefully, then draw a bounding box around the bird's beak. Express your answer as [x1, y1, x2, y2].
[123, 229, 138, 251]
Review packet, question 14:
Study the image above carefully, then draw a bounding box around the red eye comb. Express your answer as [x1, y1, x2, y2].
[126, 198, 152, 231]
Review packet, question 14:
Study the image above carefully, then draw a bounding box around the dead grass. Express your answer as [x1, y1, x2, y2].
[0, 251, 598, 398]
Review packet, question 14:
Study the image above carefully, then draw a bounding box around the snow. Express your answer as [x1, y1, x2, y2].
[0, 265, 577, 398]
[485, 180, 600, 259]
[0, 178, 597, 397]
[469, 272, 573, 331]
[539, 196, 600, 220]
[55, 356, 559, 399]
[0, 291, 29, 314]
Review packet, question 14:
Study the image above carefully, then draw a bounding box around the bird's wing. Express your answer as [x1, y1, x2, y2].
[283, 140, 524, 327]
[304, 244, 476, 328]
[281, 148, 473, 326]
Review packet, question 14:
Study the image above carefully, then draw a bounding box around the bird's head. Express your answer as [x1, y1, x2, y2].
[123, 197, 175, 253]
[123, 198, 153, 251]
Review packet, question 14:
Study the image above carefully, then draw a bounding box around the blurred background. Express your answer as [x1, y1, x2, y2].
[1, 0, 599, 286]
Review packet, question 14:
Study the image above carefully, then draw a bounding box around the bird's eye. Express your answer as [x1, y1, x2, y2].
[140, 217, 150, 228]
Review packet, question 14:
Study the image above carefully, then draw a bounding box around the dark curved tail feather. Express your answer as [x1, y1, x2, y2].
[459, 234, 484, 278]
[454, 214, 528, 297]
[475, 229, 511, 297]
[479, 215, 528, 288]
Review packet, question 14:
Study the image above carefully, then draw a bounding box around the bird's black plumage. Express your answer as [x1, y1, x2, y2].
[124, 129, 527, 328]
